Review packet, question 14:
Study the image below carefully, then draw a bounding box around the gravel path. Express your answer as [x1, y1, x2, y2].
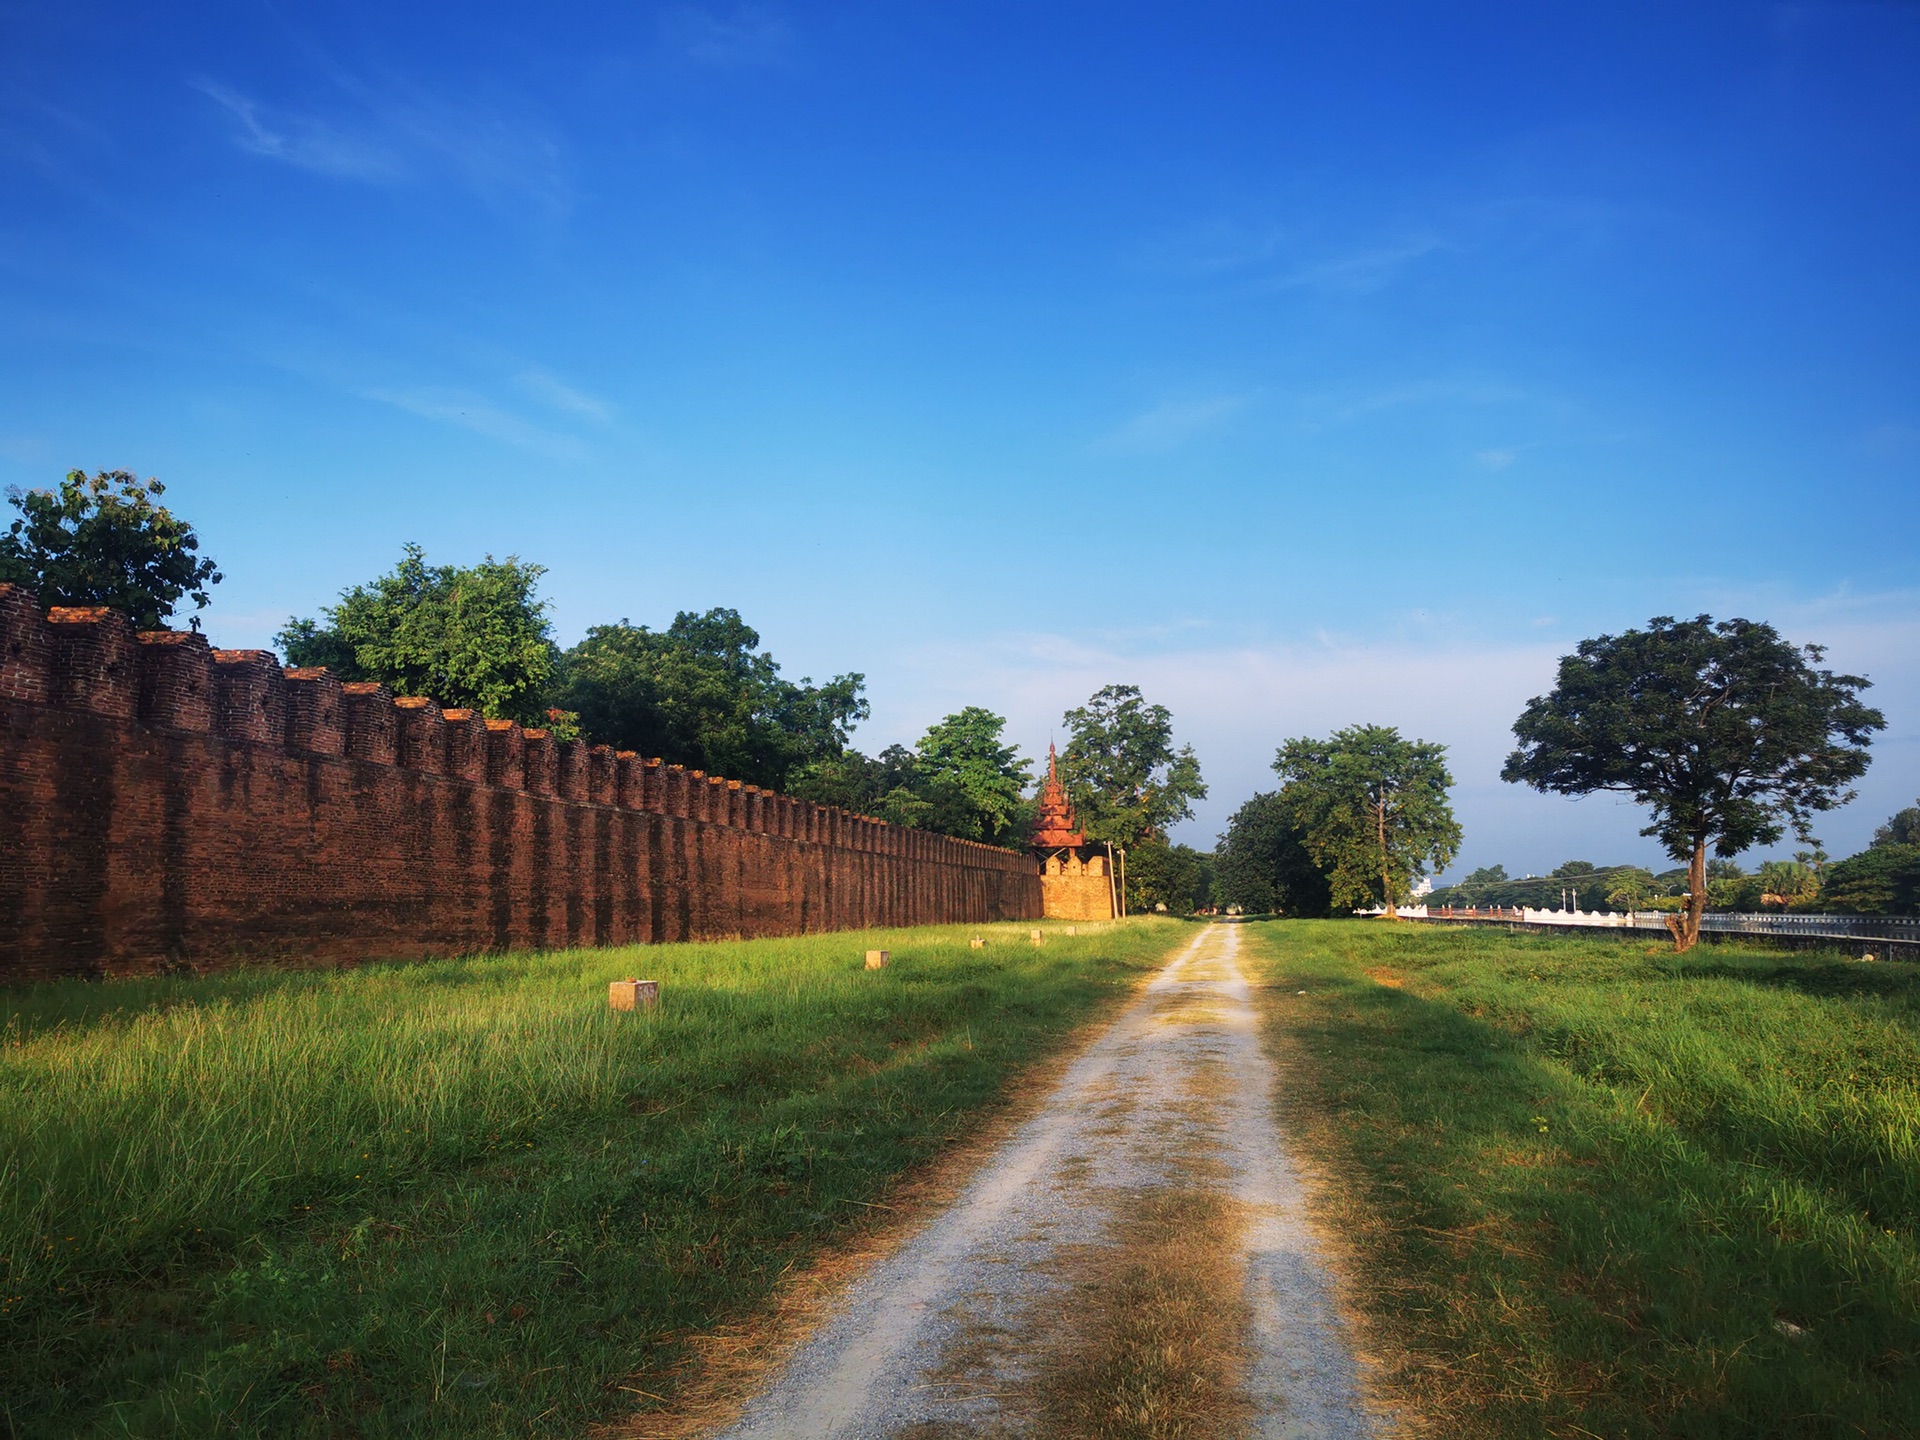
[708, 922, 1382, 1439]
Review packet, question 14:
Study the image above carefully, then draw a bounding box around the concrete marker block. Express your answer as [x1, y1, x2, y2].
[609, 978, 659, 1010]
[866, 949, 890, 970]
[1030, 928, 1043, 945]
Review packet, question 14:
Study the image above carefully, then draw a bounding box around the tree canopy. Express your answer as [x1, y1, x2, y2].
[1503, 614, 1884, 951]
[1824, 844, 1920, 916]
[0, 470, 221, 630]
[787, 709, 1032, 846]
[912, 707, 1033, 846]
[1213, 790, 1335, 917]
[551, 609, 867, 792]
[1123, 840, 1215, 914]
[277, 544, 558, 726]
[1057, 684, 1206, 847]
[1274, 724, 1460, 915]
[1875, 802, 1920, 849]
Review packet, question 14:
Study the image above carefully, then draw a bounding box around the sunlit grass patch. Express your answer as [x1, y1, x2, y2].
[1245, 920, 1920, 1439]
[1, 917, 1185, 1438]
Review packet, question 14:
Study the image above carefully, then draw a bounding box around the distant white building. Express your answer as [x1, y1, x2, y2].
[1410, 875, 1434, 898]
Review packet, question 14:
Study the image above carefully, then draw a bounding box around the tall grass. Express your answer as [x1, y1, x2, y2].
[1245, 921, 1920, 1439]
[2, 918, 1181, 1438]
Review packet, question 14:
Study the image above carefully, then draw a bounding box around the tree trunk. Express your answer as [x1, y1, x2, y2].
[1663, 839, 1708, 953]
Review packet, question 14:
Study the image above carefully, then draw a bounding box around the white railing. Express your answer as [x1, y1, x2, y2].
[1389, 905, 1920, 944]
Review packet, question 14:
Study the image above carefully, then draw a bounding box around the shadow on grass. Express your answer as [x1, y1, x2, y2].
[1248, 920, 1920, 1440]
[1667, 956, 1920, 1003]
[0, 921, 1183, 1440]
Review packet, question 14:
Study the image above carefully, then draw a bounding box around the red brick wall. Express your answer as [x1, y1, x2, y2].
[0, 585, 1044, 981]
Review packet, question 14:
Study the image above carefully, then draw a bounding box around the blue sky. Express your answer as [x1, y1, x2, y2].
[4, 1, 1917, 875]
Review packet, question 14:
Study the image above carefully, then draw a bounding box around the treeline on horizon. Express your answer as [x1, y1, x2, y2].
[0, 474, 1221, 907]
[6, 471, 1912, 928]
[1415, 803, 1920, 918]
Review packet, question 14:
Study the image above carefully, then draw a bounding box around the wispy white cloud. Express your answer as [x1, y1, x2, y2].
[1272, 232, 1446, 293]
[661, 5, 795, 67]
[359, 385, 588, 460]
[1317, 377, 1527, 428]
[1475, 447, 1518, 470]
[1127, 218, 1289, 276]
[867, 593, 1920, 874]
[192, 80, 404, 182]
[192, 78, 568, 216]
[515, 369, 613, 422]
[1094, 394, 1250, 455]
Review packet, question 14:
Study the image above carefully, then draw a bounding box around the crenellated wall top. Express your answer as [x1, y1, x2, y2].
[0, 583, 1027, 865]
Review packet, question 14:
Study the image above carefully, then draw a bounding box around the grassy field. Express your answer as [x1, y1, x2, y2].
[1245, 919, 1920, 1439]
[0, 917, 1184, 1439]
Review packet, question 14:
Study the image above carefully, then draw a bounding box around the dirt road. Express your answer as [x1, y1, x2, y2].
[708, 922, 1383, 1439]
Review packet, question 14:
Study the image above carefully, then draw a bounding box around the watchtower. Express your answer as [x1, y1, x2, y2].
[1032, 744, 1115, 920]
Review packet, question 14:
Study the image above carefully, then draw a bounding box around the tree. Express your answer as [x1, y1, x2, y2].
[787, 744, 920, 816]
[1874, 802, 1920, 849]
[1503, 615, 1884, 952]
[1214, 791, 1334, 917]
[1464, 864, 1509, 886]
[1124, 840, 1215, 914]
[1824, 844, 1920, 916]
[1274, 724, 1461, 916]
[913, 707, 1033, 846]
[1058, 684, 1207, 847]
[552, 609, 867, 790]
[787, 712, 1033, 848]
[1603, 867, 1659, 911]
[0, 470, 221, 630]
[277, 544, 557, 726]
[1756, 858, 1820, 909]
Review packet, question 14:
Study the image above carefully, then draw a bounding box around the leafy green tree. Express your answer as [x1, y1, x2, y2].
[1756, 858, 1820, 908]
[552, 609, 867, 790]
[277, 544, 559, 726]
[1464, 864, 1509, 886]
[1552, 860, 1598, 878]
[1824, 844, 1920, 916]
[789, 712, 1032, 847]
[0, 470, 222, 630]
[787, 744, 919, 816]
[1874, 803, 1920, 849]
[1275, 724, 1461, 916]
[1214, 791, 1334, 917]
[1504, 615, 1884, 952]
[1603, 867, 1659, 911]
[913, 707, 1033, 846]
[1058, 684, 1206, 847]
[1124, 840, 1215, 914]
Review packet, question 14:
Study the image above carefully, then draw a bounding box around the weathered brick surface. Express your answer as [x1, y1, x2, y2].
[1041, 852, 1117, 921]
[0, 585, 1044, 980]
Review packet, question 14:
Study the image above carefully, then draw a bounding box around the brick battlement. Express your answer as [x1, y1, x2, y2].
[0, 584, 1040, 979]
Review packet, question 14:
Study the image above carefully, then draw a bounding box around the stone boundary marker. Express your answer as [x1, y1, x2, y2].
[866, 949, 890, 970]
[609, 978, 660, 1010]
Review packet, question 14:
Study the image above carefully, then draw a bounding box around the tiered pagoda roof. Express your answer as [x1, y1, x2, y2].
[1030, 743, 1085, 849]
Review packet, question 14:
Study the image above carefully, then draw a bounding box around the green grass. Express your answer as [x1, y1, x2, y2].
[1, 917, 1184, 1438]
[1244, 919, 1920, 1439]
